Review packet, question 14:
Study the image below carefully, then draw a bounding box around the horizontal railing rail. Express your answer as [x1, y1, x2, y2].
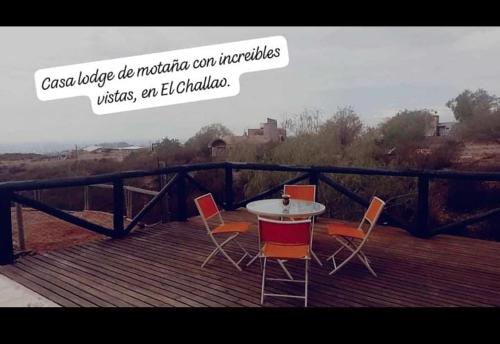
[1, 161, 499, 265]
[2, 162, 500, 192]
[12, 193, 113, 236]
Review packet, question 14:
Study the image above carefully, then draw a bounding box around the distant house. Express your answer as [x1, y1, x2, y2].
[116, 145, 145, 151]
[83, 145, 104, 153]
[436, 122, 456, 137]
[426, 115, 457, 137]
[82, 144, 145, 153]
[209, 118, 286, 158]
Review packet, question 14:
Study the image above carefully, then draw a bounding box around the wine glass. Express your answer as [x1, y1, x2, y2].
[282, 193, 290, 212]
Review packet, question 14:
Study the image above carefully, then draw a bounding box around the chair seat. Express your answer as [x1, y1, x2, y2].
[327, 223, 365, 239]
[262, 243, 310, 259]
[212, 222, 252, 234]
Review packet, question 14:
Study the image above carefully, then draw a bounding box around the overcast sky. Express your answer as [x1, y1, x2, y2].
[1, 26, 500, 150]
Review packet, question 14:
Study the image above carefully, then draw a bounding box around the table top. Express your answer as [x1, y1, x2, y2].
[246, 198, 326, 218]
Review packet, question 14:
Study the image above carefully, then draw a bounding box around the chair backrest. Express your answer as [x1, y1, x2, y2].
[358, 196, 385, 237]
[283, 184, 316, 202]
[258, 217, 311, 247]
[194, 193, 223, 231]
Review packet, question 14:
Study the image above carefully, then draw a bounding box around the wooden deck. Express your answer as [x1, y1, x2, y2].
[2, 209, 500, 307]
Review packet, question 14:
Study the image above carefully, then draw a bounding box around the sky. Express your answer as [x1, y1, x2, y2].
[1, 26, 500, 152]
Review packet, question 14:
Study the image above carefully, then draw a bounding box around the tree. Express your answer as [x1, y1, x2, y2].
[320, 106, 363, 146]
[185, 123, 233, 158]
[155, 137, 181, 162]
[446, 89, 500, 122]
[281, 109, 323, 136]
[380, 109, 435, 149]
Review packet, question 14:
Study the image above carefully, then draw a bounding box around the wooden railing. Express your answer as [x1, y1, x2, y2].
[1, 162, 500, 265]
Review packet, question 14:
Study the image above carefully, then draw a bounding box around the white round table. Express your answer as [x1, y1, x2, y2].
[246, 198, 326, 218]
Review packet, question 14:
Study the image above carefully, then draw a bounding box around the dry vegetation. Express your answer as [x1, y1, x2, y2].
[2, 89, 500, 243]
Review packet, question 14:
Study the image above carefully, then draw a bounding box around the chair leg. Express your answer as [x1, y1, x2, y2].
[261, 257, 267, 305]
[340, 237, 377, 276]
[220, 247, 243, 271]
[201, 246, 222, 268]
[278, 259, 294, 280]
[202, 233, 243, 271]
[327, 236, 377, 277]
[235, 238, 252, 258]
[326, 244, 345, 261]
[357, 250, 377, 277]
[246, 253, 259, 267]
[311, 250, 323, 266]
[304, 259, 309, 307]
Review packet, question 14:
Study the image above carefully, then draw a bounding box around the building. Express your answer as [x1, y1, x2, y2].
[436, 122, 456, 137]
[209, 118, 286, 158]
[82, 144, 145, 153]
[82, 145, 104, 153]
[426, 115, 457, 137]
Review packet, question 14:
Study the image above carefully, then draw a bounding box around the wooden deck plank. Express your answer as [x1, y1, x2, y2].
[57, 247, 224, 307]
[46, 250, 192, 307]
[78, 242, 266, 307]
[129, 225, 426, 306]
[2, 209, 500, 307]
[0, 265, 78, 307]
[67, 245, 248, 307]
[25, 255, 156, 307]
[0, 264, 97, 307]
[157, 220, 493, 306]
[89, 233, 373, 307]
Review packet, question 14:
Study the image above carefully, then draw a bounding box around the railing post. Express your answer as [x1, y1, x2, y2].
[159, 161, 169, 223]
[415, 175, 430, 238]
[113, 178, 125, 237]
[309, 167, 319, 202]
[0, 191, 14, 265]
[15, 203, 25, 251]
[177, 170, 188, 221]
[83, 186, 89, 211]
[224, 163, 234, 211]
[125, 189, 133, 219]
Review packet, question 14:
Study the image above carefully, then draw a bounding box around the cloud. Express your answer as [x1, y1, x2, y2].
[0, 27, 499, 147]
[452, 28, 500, 52]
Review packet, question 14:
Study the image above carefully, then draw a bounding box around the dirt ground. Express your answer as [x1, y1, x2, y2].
[10, 208, 115, 253]
[0, 150, 133, 166]
[454, 141, 500, 169]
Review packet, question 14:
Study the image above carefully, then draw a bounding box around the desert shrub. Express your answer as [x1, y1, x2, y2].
[446, 88, 500, 122]
[317, 173, 417, 223]
[413, 139, 461, 170]
[0, 153, 43, 161]
[446, 179, 500, 212]
[41, 187, 85, 211]
[7, 165, 26, 175]
[281, 109, 323, 136]
[379, 109, 435, 150]
[447, 89, 500, 141]
[227, 143, 262, 162]
[231, 108, 421, 223]
[320, 106, 363, 147]
[452, 113, 500, 141]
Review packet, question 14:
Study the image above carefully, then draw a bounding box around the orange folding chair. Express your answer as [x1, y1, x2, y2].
[283, 184, 322, 266]
[325, 196, 385, 276]
[258, 217, 312, 307]
[194, 193, 253, 271]
[283, 184, 316, 203]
